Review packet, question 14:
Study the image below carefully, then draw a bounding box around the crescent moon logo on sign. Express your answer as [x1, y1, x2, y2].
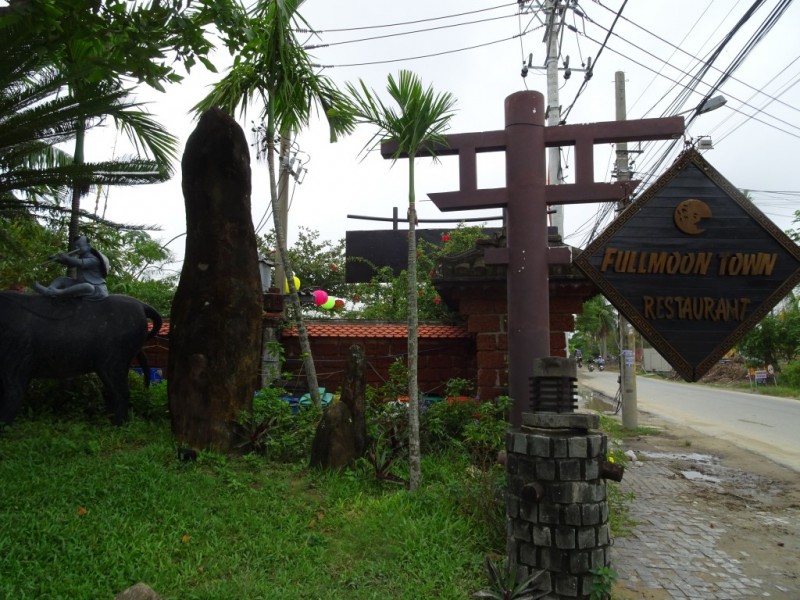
[674, 199, 712, 235]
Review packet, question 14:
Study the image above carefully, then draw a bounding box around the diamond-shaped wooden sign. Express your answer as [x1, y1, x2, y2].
[574, 149, 800, 381]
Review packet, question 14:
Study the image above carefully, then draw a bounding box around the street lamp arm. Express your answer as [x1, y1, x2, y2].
[676, 95, 727, 116]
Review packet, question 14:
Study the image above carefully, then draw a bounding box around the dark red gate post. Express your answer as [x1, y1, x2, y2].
[382, 90, 683, 425]
[503, 92, 550, 425]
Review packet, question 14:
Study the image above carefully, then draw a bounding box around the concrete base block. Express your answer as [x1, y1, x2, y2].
[522, 412, 600, 431]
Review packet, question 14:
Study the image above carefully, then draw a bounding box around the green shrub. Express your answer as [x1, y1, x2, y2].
[237, 386, 322, 461]
[22, 375, 106, 422]
[462, 396, 511, 468]
[127, 372, 169, 421]
[423, 397, 479, 450]
[444, 376, 474, 398]
[458, 462, 508, 552]
[778, 361, 800, 387]
[366, 358, 408, 403]
[423, 396, 510, 460]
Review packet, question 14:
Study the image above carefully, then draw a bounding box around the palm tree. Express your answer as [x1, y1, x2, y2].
[0, 4, 193, 250]
[347, 70, 456, 490]
[193, 0, 355, 407]
[0, 40, 174, 229]
[1, 0, 224, 246]
[577, 295, 618, 359]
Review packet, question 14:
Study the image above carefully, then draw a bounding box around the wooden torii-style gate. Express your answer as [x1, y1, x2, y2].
[383, 90, 684, 425]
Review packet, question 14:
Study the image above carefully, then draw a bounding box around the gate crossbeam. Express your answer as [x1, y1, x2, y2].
[381, 91, 683, 424]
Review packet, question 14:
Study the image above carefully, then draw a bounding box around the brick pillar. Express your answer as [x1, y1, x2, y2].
[505, 410, 612, 599]
[459, 292, 509, 401]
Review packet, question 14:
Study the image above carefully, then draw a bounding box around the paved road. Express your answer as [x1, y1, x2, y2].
[577, 369, 800, 472]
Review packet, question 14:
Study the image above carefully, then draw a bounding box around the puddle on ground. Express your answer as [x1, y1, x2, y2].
[576, 386, 787, 503]
[637, 450, 785, 503]
[680, 470, 722, 483]
[639, 451, 726, 483]
[577, 387, 616, 413]
[639, 451, 717, 464]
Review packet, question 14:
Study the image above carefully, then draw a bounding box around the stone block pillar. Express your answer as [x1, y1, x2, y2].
[505, 357, 617, 599]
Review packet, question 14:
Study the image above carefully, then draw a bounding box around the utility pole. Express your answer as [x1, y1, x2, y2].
[545, 0, 564, 236]
[614, 71, 639, 429]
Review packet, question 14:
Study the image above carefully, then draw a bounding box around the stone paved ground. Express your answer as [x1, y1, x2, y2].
[613, 459, 764, 599]
[606, 433, 799, 600]
[576, 378, 800, 600]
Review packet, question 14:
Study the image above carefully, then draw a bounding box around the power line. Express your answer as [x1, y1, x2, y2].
[592, 0, 799, 117]
[298, 2, 518, 34]
[561, 0, 629, 123]
[635, 0, 796, 194]
[304, 13, 519, 50]
[312, 29, 542, 69]
[573, 28, 800, 142]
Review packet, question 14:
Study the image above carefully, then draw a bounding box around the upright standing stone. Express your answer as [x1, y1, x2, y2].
[169, 108, 262, 452]
[340, 344, 367, 458]
[309, 344, 368, 469]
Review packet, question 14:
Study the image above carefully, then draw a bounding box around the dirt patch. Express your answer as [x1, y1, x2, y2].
[621, 410, 800, 598]
[669, 358, 749, 385]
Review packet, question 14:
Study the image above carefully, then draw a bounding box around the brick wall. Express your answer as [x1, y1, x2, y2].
[441, 280, 586, 402]
[142, 277, 593, 401]
[279, 326, 476, 397]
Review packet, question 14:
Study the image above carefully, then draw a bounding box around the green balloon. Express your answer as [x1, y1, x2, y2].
[321, 297, 336, 310]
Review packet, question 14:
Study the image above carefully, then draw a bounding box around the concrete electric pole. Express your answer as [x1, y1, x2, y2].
[614, 71, 639, 429]
[545, 0, 564, 236]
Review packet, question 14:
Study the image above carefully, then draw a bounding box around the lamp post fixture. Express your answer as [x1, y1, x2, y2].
[677, 94, 727, 117]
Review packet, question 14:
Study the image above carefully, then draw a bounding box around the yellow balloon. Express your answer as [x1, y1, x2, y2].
[284, 276, 301, 294]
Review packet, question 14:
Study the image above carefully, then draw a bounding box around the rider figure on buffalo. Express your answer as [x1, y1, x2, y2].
[0, 236, 162, 426]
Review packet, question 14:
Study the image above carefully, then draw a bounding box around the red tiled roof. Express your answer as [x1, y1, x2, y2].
[282, 322, 470, 339]
[148, 320, 469, 340]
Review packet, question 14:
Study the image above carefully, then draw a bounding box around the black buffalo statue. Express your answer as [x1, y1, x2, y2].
[0, 292, 162, 426]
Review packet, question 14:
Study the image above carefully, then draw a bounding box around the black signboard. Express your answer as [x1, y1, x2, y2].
[345, 228, 501, 283]
[575, 149, 800, 381]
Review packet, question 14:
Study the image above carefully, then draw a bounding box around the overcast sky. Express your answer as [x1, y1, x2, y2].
[87, 0, 800, 269]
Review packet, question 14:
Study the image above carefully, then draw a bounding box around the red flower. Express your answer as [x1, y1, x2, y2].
[353, 294, 360, 302]
[433, 297, 441, 304]
[442, 234, 450, 242]
[330, 264, 338, 271]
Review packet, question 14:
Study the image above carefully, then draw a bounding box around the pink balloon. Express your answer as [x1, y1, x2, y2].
[313, 290, 328, 306]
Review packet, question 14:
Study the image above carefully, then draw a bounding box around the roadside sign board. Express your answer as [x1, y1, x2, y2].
[575, 149, 800, 381]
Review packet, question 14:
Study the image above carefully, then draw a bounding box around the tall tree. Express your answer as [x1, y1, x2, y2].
[347, 70, 456, 491]
[0, 40, 173, 214]
[739, 302, 800, 367]
[575, 295, 618, 359]
[258, 227, 348, 300]
[193, 0, 355, 407]
[1, 0, 225, 245]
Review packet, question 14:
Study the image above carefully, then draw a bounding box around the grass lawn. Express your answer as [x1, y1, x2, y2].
[0, 415, 498, 600]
